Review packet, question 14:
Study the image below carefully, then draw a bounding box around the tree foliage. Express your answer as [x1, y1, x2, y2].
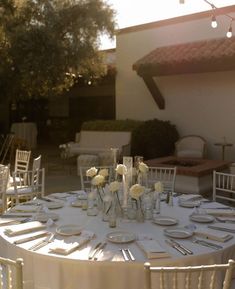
[0, 0, 115, 100]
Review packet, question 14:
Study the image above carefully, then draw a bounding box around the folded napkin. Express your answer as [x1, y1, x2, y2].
[0, 218, 20, 226]
[205, 209, 235, 217]
[178, 194, 202, 202]
[194, 228, 233, 242]
[136, 240, 170, 259]
[50, 230, 94, 255]
[11, 205, 41, 213]
[208, 223, 235, 233]
[4, 221, 46, 237]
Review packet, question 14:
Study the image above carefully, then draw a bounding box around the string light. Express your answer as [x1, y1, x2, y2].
[180, 0, 235, 38]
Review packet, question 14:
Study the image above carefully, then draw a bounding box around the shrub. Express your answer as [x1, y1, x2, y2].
[131, 119, 179, 160]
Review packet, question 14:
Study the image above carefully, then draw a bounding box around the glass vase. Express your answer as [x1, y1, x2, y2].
[136, 199, 144, 223]
[109, 200, 117, 228]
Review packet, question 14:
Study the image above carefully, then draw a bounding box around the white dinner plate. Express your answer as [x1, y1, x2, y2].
[189, 214, 215, 223]
[34, 212, 59, 223]
[178, 200, 201, 208]
[70, 200, 82, 207]
[153, 216, 178, 226]
[44, 202, 64, 210]
[56, 224, 82, 236]
[106, 231, 136, 244]
[164, 228, 193, 239]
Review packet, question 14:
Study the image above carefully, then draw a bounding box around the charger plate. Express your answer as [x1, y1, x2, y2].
[190, 214, 215, 223]
[164, 227, 193, 239]
[106, 231, 136, 244]
[153, 216, 178, 226]
[56, 224, 82, 236]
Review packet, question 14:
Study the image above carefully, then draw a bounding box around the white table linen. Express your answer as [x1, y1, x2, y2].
[0, 194, 234, 289]
[11, 122, 37, 149]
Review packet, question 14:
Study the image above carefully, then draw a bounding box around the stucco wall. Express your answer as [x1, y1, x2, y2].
[116, 12, 235, 161]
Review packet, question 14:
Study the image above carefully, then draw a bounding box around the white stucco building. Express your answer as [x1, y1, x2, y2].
[116, 5, 235, 161]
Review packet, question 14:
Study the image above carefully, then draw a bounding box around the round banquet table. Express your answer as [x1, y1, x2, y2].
[11, 122, 37, 149]
[0, 193, 235, 289]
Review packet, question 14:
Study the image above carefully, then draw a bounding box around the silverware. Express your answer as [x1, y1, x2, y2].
[120, 249, 129, 261]
[88, 242, 102, 260]
[14, 232, 50, 245]
[94, 242, 107, 261]
[192, 238, 223, 250]
[1, 214, 33, 218]
[208, 225, 235, 233]
[125, 248, 135, 261]
[165, 239, 187, 255]
[169, 239, 193, 255]
[29, 233, 54, 251]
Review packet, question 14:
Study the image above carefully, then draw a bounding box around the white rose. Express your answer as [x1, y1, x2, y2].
[91, 174, 105, 186]
[115, 164, 127, 175]
[109, 181, 120, 193]
[154, 181, 164, 193]
[130, 184, 145, 200]
[86, 167, 98, 178]
[99, 168, 109, 178]
[138, 162, 149, 173]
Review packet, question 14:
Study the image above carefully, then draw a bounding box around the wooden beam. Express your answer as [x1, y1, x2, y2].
[142, 76, 165, 109]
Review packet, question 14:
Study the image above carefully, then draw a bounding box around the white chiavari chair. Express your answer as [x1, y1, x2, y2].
[147, 166, 177, 192]
[0, 257, 24, 289]
[213, 170, 235, 204]
[14, 149, 31, 173]
[0, 165, 10, 214]
[80, 166, 113, 191]
[144, 259, 235, 289]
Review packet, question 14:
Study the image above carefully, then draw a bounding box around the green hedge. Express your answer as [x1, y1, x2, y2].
[81, 119, 179, 160]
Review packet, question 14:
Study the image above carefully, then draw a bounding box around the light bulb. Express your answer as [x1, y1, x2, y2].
[179, 0, 184, 3]
[227, 24, 232, 38]
[211, 15, 217, 28]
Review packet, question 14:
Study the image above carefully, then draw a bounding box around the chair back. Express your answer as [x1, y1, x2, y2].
[0, 257, 24, 289]
[0, 165, 9, 213]
[80, 166, 113, 191]
[213, 170, 235, 204]
[147, 167, 176, 192]
[14, 149, 31, 173]
[144, 259, 235, 289]
[175, 135, 207, 158]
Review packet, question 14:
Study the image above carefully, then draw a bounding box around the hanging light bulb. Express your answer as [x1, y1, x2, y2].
[227, 21, 233, 38]
[211, 14, 217, 28]
[179, 0, 185, 3]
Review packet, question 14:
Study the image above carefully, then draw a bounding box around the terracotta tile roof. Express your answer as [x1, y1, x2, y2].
[133, 36, 235, 76]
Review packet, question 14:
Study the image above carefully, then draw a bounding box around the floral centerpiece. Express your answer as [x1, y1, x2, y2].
[129, 183, 145, 222]
[136, 161, 149, 186]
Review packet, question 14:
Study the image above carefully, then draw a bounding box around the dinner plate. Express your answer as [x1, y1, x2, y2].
[44, 202, 64, 210]
[70, 200, 82, 207]
[164, 228, 193, 239]
[106, 231, 136, 244]
[189, 213, 215, 223]
[153, 216, 178, 226]
[56, 224, 82, 236]
[178, 200, 201, 208]
[34, 212, 59, 223]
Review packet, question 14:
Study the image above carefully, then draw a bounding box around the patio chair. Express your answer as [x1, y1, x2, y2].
[213, 170, 235, 204]
[144, 259, 235, 289]
[0, 257, 24, 289]
[175, 135, 207, 158]
[147, 166, 176, 192]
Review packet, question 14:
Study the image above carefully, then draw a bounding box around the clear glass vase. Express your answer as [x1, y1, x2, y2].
[109, 200, 117, 228]
[136, 199, 144, 223]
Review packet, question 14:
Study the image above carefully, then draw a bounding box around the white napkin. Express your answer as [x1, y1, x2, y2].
[10, 205, 41, 213]
[136, 240, 170, 259]
[194, 228, 233, 242]
[50, 230, 94, 255]
[205, 209, 235, 217]
[4, 221, 46, 237]
[208, 223, 235, 233]
[0, 218, 21, 226]
[178, 194, 202, 202]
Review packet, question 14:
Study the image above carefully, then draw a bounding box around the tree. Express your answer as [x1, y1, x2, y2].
[0, 0, 115, 100]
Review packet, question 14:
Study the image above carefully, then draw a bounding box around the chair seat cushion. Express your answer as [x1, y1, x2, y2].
[6, 186, 33, 196]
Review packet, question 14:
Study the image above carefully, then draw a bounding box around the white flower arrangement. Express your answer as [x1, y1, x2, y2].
[98, 168, 109, 178]
[129, 184, 145, 200]
[154, 181, 164, 193]
[109, 181, 121, 193]
[115, 164, 127, 175]
[138, 162, 149, 173]
[86, 167, 98, 178]
[59, 144, 67, 149]
[91, 174, 105, 187]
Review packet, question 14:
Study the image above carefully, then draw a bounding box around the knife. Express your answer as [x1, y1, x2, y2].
[14, 232, 50, 245]
[169, 239, 193, 255]
[193, 239, 223, 250]
[125, 248, 135, 261]
[120, 249, 129, 261]
[88, 242, 102, 260]
[165, 239, 187, 255]
[208, 225, 235, 233]
[94, 242, 107, 261]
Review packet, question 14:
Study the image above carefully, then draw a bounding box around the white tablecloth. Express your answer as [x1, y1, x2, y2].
[11, 122, 37, 149]
[0, 194, 234, 289]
